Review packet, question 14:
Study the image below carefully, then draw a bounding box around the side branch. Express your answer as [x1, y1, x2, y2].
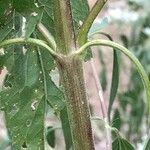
[0, 38, 59, 59]
[73, 39, 150, 120]
[77, 0, 107, 46]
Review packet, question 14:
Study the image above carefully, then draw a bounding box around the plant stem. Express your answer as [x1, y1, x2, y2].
[53, 0, 76, 54]
[0, 38, 59, 58]
[58, 55, 95, 150]
[77, 0, 107, 46]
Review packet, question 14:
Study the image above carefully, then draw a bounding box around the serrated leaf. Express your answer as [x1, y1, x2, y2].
[112, 138, 135, 150]
[0, 43, 65, 149]
[0, 47, 45, 149]
[46, 126, 56, 148]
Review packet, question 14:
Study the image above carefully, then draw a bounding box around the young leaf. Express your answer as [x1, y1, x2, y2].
[112, 138, 135, 150]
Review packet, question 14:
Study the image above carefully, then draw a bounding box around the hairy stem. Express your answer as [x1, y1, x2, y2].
[58, 55, 95, 150]
[53, 0, 76, 54]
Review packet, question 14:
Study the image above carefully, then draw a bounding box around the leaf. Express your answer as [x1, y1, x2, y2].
[0, 48, 45, 148]
[108, 51, 119, 120]
[38, 0, 55, 37]
[70, 0, 89, 35]
[25, 6, 44, 39]
[0, 21, 14, 42]
[0, 0, 13, 27]
[60, 107, 73, 150]
[13, 0, 37, 16]
[0, 44, 65, 149]
[144, 136, 150, 150]
[88, 17, 109, 36]
[37, 49, 65, 113]
[46, 126, 56, 148]
[112, 138, 135, 150]
[112, 109, 121, 130]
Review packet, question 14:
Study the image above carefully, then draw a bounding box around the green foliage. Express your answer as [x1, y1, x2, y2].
[0, 0, 149, 149]
[0, 0, 90, 149]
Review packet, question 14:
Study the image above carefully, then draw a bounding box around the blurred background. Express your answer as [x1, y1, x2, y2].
[0, 0, 150, 149]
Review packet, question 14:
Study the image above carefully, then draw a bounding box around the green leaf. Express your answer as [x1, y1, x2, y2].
[0, 0, 13, 27]
[25, 6, 44, 39]
[144, 136, 150, 150]
[46, 126, 56, 148]
[13, 0, 37, 16]
[112, 138, 135, 150]
[37, 49, 65, 113]
[60, 107, 73, 150]
[108, 51, 119, 120]
[38, 0, 55, 37]
[0, 48, 45, 148]
[0, 44, 65, 149]
[0, 21, 14, 42]
[112, 109, 121, 130]
[88, 18, 109, 36]
[70, 0, 89, 35]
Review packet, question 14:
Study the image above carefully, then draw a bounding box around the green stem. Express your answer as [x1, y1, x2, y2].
[73, 39, 150, 121]
[0, 38, 59, 59]
[58, 55, 95, 150]
[77, 0, 107, 46]
[37, 23, 57, 50]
